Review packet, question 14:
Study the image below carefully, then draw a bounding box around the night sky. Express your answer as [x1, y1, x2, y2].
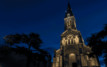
[0, 0, 107, 66]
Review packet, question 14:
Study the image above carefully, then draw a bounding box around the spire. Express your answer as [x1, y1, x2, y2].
[65, 1, 73, 17]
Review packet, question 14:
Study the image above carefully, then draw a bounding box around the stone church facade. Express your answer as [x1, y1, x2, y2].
[52, 2, 100, 67]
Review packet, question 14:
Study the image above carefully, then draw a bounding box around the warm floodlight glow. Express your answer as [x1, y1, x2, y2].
[61, 35, 80, 45]
[52, 2, 100, 67]
[69, 53, 76, 63]
[62, 38, 66, 46]
[70, 53, 75, 56]
[74, 35, 79, 44]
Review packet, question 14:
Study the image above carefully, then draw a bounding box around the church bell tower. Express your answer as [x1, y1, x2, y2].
[52, 1, 100, 67]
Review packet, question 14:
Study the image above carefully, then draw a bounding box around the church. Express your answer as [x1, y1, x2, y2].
[52, 2, 100, 67]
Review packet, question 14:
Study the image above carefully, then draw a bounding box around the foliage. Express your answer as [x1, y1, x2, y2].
[4, 33, 42, 49]
[2, 33, 51, 67]
[86, 24, 107, 66]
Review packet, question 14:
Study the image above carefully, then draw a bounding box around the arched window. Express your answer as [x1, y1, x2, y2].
[74, 35, 79, 44]
[66, 35, 73, 45]
[61, 38, 66, 46]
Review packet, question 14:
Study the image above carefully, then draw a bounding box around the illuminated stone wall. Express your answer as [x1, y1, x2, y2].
[52, 2, 100, 67]
[52, 12, 100, 67]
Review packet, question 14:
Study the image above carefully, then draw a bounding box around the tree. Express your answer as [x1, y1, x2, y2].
[4, 33, 42, 49]
[86, 24, 107, 66]
[3, 33, 51, 67]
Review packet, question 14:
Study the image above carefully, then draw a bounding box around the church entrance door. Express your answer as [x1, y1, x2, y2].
[72, 63, 77, 67]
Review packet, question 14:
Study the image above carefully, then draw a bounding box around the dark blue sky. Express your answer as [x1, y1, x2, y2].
[0, 0, 107, 66]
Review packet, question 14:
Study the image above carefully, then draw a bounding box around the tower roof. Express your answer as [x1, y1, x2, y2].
[65, 2, 73, 17]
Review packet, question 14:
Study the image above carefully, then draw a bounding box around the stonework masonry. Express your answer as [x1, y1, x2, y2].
[52, 2, 100, 67]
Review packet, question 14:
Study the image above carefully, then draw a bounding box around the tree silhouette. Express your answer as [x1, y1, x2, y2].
[86, 24, 107, 66]
[3, 33, 51, 67]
